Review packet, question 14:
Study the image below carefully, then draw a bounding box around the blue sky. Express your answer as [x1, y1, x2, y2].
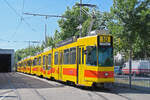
[0, 0, 113, 51]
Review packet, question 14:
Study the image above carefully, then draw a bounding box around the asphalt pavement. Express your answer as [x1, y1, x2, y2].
[0, 72, 150, 100]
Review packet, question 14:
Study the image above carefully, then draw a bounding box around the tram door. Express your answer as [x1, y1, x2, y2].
[58, 51, 63, 80]
[77, 46, 85, 85]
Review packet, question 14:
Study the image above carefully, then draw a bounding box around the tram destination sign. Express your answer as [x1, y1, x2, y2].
[100, 42, 111, 46]
[99, 35, 111, 46]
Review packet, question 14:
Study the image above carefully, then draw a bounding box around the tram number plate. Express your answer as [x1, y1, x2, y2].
[100, 36, 111, 46]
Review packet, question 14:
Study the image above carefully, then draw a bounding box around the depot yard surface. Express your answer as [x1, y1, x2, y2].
[0, 72, 150, 100]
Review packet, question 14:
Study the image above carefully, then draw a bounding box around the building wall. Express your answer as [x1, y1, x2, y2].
[0, 49, 14, 72]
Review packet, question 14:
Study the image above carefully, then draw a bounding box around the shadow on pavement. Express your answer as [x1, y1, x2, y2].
[0, 72, 65, 89]
[75, 84, 150, 95]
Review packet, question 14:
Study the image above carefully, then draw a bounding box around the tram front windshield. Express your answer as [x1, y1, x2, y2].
[98, 46, 113, 67]
[86, 46, 113, 67]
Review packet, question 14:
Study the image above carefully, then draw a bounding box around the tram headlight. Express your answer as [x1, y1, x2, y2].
[104, 73, 109, 76]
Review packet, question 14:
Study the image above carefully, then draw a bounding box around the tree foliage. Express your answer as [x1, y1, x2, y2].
[58, 6, 89, 39]
[108, 0, 150, 59]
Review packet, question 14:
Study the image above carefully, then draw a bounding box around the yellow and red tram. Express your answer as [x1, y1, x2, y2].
[17, 34, 114, 87]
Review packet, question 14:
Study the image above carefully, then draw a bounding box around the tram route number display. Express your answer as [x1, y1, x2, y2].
[99, 36, 111, 46]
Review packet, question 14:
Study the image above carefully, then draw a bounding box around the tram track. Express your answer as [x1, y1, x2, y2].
[85, 87, 132, 100]
[92, 92, 109, 100]
[106, 89, 131, 100]
[3, 73, 22, 100]
[110, 91, 132, 100]
[12, 73, 46, 100]
[26, 83, 46, 100]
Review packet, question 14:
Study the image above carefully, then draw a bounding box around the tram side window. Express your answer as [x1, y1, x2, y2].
[36, 59, 37, 65]
[54, 52, 58, 65]
[70, 48, 76, 64]
[39, 57, 41, 65]
[30, 60, 32, 66]
[25, 62, 27, 67]
[33, 59, 37, 66]
[86, 46, 97, 66]
[59, 52, 63, 65]
[82, 48, 84, 64]
[37, 58, 39, 65]
[48, 54, 51, 65]
[33, 61, 34, 66]
[43, 56, 45, 65]
[27, 61, 30, 66]
[29, 60, 31, 66]
[24, 62, 26, 67]
[79, 48, 81, 64]
[64, 49, 69, 64]
[27, 61, 29, 66]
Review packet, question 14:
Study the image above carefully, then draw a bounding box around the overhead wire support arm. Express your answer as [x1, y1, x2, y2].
[23, 13, 66, 18]
[24, 40, 41, 43]
[76, 3, 97, 8]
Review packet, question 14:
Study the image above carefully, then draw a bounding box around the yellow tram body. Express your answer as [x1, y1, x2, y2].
[43, 49, 53, 79]
[31, 56, 38, 75]
[20, 60, 25, 73]
[26, 57, 33, 74]
[17, 61, 21, 72]
[35, 53, 42, 76]
[17, 34, 114, 87]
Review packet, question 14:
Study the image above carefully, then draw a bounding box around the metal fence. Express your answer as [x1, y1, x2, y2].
[114, 58, 150, 90]
[115, 75, 150, 89]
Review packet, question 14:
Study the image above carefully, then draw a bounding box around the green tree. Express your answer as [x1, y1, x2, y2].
[46, 30, 62, 47]
[58, 5, 89, 40]
[109, 0, 150, 59]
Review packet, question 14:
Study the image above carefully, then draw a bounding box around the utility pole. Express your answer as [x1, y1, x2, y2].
[24, 40, 40, 55]
[45, 20, 47, 47]
[24, 13, 65, 47]
[80, 0, 82, 37]
[29, 41, 30, 55]
[129, 49, 132, 88]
